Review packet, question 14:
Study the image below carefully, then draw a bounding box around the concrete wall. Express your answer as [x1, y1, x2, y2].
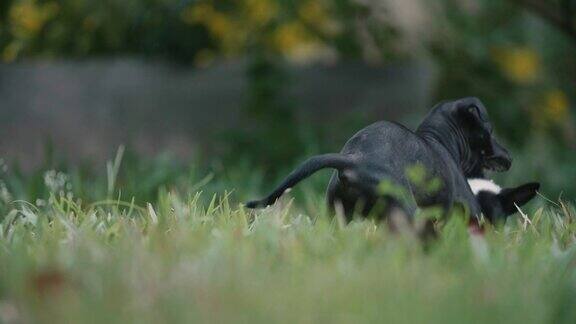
[0, 59, 435, 170]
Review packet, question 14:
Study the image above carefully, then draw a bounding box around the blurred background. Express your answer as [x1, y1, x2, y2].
[0, 0, 575, 205]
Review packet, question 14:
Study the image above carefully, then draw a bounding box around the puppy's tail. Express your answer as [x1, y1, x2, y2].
[245, 153, 355, 209]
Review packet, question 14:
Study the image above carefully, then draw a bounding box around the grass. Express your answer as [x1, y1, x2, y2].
[0, 149, 575, 323]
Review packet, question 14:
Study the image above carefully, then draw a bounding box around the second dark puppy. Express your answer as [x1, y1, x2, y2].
[246, 97, 512, 221]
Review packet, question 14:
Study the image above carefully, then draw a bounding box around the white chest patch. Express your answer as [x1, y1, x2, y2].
[468, 178, 502, 195]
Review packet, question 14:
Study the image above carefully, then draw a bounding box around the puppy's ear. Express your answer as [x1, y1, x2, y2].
[456, 105, 489, 132]
[455, 98, 487, 121]
[499, 182, 540, 215]
[466, 105, 484, 121]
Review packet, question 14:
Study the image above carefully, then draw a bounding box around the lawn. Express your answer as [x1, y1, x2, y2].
[0, 149, 575, 324]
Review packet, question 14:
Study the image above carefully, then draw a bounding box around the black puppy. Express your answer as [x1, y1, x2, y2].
[468, 178, 540, 224]
[246, 97, 512, 221]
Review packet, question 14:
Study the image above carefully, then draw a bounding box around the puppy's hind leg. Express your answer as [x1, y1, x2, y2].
[326, 173, 357, 222]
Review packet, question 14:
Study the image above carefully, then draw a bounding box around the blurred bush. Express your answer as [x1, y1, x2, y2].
[1, 0, 211, 62]
[0, 0, 352, 63]
[429, 0, 576, 148]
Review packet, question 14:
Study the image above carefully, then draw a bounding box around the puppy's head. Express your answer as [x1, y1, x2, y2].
[425, 97, 512, 176]
[468, 178, 540, 224]
[453, 97, 512, 173]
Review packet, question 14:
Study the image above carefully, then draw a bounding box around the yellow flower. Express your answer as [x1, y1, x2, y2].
[206, 12, 234, 40]
[10, 1, 43, 34]
[299, 1, 326, 22]
[271, 22, 336, 64]
[492, 47, 539, 84]
[543, 89, 569, 122]
[181, 4, 233, 39]
[298, 1, 340, 36]
[9, 1, 58, 36]
[273, 22, 313, 53]
[244, 0, 278, 25]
